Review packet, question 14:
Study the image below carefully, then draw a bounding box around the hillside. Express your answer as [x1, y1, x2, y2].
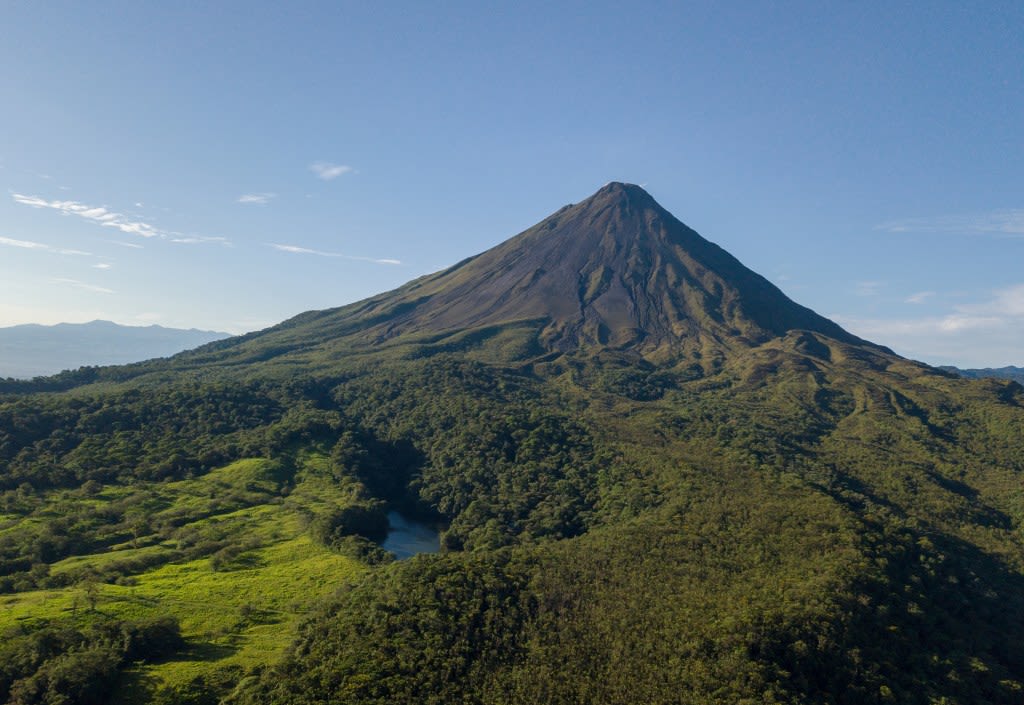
[0, 321, 229, 379]
[1, 184, 1023, 705]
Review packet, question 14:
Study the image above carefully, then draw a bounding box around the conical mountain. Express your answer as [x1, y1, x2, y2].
[195, 182, 879, 368]
[394, 181, 868, 350]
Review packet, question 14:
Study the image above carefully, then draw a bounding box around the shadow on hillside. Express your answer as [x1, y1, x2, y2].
[761, 511, 1024, 704]
[111, 639, 240, 705]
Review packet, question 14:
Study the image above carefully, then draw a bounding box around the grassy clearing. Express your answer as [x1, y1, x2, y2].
[0, 454, 364, 701]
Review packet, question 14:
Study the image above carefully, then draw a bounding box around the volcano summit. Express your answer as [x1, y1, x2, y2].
[173, 182, 881, 375]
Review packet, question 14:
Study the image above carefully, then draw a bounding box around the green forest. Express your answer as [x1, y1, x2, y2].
[2, 336, 1024, 704]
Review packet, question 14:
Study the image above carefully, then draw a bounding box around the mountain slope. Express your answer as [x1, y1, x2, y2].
[1, 184, 1023, 705]
[342, 182, 873, 352]
[157, 183, 881, 376]
[0, 320, 229, 379]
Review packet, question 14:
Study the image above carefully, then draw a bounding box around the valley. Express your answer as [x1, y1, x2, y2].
[1, 184, 1023, 704]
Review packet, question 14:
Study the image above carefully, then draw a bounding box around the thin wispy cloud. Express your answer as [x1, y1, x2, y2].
[854, 280, 884, 297]
[0, 235, 91, 256]
[169, 235, 231, 246]
[271, 244, 321, 255]
[965, 283, 1024, 317]
[108, 240, 144, 249]
[836, 313, 1006, 343]
[237, 192, 276, 205]
[905, 291, 935, 304]
[51, 278, 115, 294]
[13, 193, 229, 246]
[92, 263, 113, 270]
[877, 209, 1024, 237]
[309, 162, 353, 180]
[13, 193, 161, 238]
[269, 243, 401, 265]
[845, 284, 1024, 334]
[834, 282, 1024, 366]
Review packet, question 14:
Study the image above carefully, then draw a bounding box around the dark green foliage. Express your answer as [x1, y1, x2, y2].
[6, 645, 121, 705]
[4, 343, 1024, 703]
[0, 381, 291, 490]
[327, 357, 611, 549]
[232, 552, 533, 705]
[328, 429, 422, 504]
[0, 616, 183, 705]
[220, 345, 1024, 705]
[311, 501, 390, 546]
[150, 666, 244, 705]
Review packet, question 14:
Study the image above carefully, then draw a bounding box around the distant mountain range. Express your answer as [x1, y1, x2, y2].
[942, 365, 1024, 384]
[0, 320, 230, 378]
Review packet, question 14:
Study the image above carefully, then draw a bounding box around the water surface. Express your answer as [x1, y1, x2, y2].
[381, 510, 441, 559]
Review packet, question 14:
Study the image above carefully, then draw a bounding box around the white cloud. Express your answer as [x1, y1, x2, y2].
[936, 314, 1004, 332]
[13, 193, 160, 238]
[51, 278, 115, 294]
[14, 192, 230, 247]
[833, 282, 1024, 367]
[237, 192, 276, 205]
[836, 314, 1005, 339]
[92, 263, 112, 270]
[877, 209, 1024, 237]
[113, 221, 160, 237]
[169, 235, 231, 246]
[905, 291, 935, 304]
[309, 162, 353, 180]
[108, 240, 144, 249]
[272, 244, 319, 255]
[269, 243, 401, 265]
[962, 283, 1024, 317]
[0, 235, 91, 256]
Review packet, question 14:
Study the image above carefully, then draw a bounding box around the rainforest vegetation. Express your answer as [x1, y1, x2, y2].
[1, 344, 1023, 704]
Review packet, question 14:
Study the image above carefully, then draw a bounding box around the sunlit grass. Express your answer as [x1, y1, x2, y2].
[0, 454, 364, 700]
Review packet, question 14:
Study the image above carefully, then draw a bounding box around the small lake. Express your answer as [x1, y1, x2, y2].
[381, 510, 441, 559]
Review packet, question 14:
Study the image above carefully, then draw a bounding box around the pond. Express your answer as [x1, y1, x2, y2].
[381, 510, 441, 559]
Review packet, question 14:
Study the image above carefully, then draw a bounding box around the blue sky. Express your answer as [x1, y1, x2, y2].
[1, 1, 1021, 367]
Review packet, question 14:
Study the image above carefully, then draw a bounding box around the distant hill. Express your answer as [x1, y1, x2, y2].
[942, 365, 1024, 384]
[0, 320, 230, 378]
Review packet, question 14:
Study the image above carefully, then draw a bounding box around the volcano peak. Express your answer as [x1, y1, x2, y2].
[230, 183, 877, 362]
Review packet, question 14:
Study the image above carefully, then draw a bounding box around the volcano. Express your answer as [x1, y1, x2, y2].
[183, 182, 882, 372]
[359, 182, 871, 351]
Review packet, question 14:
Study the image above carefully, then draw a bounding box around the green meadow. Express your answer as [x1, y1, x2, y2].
[0, 455, 364, 701]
